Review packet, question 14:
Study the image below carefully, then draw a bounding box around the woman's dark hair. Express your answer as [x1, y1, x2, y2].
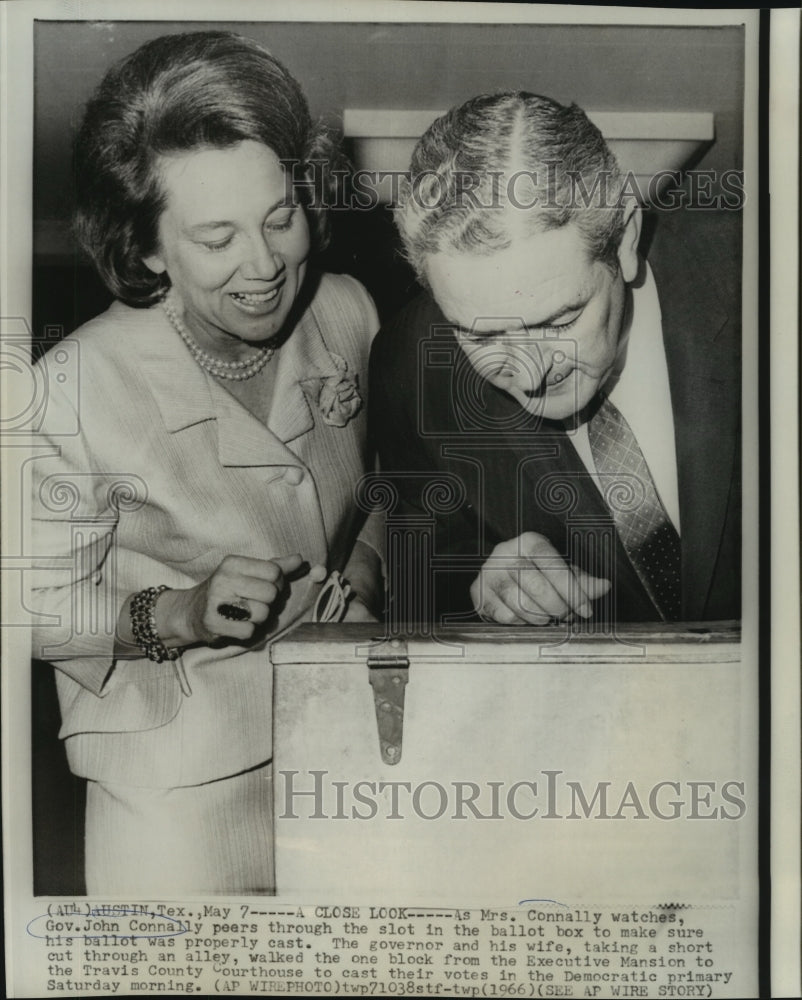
[74, 30, 340, 305]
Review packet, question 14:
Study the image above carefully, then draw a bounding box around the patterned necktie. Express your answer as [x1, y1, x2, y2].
[588, 396, 681, 620]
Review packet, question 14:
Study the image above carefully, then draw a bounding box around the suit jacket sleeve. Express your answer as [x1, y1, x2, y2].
[29, 349, 195, 698]
[369, 294, 484, 623]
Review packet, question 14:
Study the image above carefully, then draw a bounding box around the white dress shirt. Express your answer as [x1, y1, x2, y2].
[567, 262, 681, 534]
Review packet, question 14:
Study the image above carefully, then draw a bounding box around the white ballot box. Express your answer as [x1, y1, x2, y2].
[272, 622, 753, 906]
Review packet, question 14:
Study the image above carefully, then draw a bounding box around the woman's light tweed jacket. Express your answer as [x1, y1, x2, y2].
[30, 271, 381, 788]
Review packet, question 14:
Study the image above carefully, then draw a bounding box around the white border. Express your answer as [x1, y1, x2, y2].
[769, 8, 801, 999]
[1, 3, 789, 997]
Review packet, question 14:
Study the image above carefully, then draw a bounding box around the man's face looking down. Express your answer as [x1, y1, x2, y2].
[425, 207, 642, 423]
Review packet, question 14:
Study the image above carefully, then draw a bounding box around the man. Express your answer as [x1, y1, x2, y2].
[369, 92, 741, 626]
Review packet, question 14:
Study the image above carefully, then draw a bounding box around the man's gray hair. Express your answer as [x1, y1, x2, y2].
[395, 92, 628, 283]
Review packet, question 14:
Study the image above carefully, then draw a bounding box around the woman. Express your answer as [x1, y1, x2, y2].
[30, 30, 382, 894]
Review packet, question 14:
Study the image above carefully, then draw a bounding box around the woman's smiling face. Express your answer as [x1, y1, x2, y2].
[425, 217, 639, 422]
[145, 140, 310, 357]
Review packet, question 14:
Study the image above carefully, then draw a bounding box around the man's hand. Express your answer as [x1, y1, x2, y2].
[470, 532, 611, 625]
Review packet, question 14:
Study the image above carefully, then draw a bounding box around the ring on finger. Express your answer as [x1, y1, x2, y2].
[217, 600, 251, 622]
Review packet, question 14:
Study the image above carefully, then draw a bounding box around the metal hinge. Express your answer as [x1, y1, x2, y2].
[367, 639, 410, 765]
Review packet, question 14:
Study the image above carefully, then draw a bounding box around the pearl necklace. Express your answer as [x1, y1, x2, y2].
[161, 296, 274, 381]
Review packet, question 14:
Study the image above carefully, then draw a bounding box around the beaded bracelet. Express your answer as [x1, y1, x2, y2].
[130, 585, 180, 663]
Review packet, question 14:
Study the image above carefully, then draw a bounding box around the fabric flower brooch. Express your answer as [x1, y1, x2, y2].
[301, 353, 362, 428]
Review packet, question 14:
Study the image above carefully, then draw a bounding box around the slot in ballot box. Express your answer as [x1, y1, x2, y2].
[272, 622, 753, 904]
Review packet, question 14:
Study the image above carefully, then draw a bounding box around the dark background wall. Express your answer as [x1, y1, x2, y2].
[31, 18, 745, 895]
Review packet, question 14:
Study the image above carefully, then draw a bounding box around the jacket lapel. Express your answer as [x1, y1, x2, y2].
[650, 229, 739, 619]
[461, 348, 628, 547]
[266, 290, 347, 445]
[493, 391, 660, 619]
[140, 297, 345, 470]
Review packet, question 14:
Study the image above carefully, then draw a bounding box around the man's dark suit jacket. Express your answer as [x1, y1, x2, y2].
[369, 209, 741, 624]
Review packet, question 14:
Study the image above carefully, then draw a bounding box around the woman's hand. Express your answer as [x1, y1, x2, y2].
[157, 554, 327, 647]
